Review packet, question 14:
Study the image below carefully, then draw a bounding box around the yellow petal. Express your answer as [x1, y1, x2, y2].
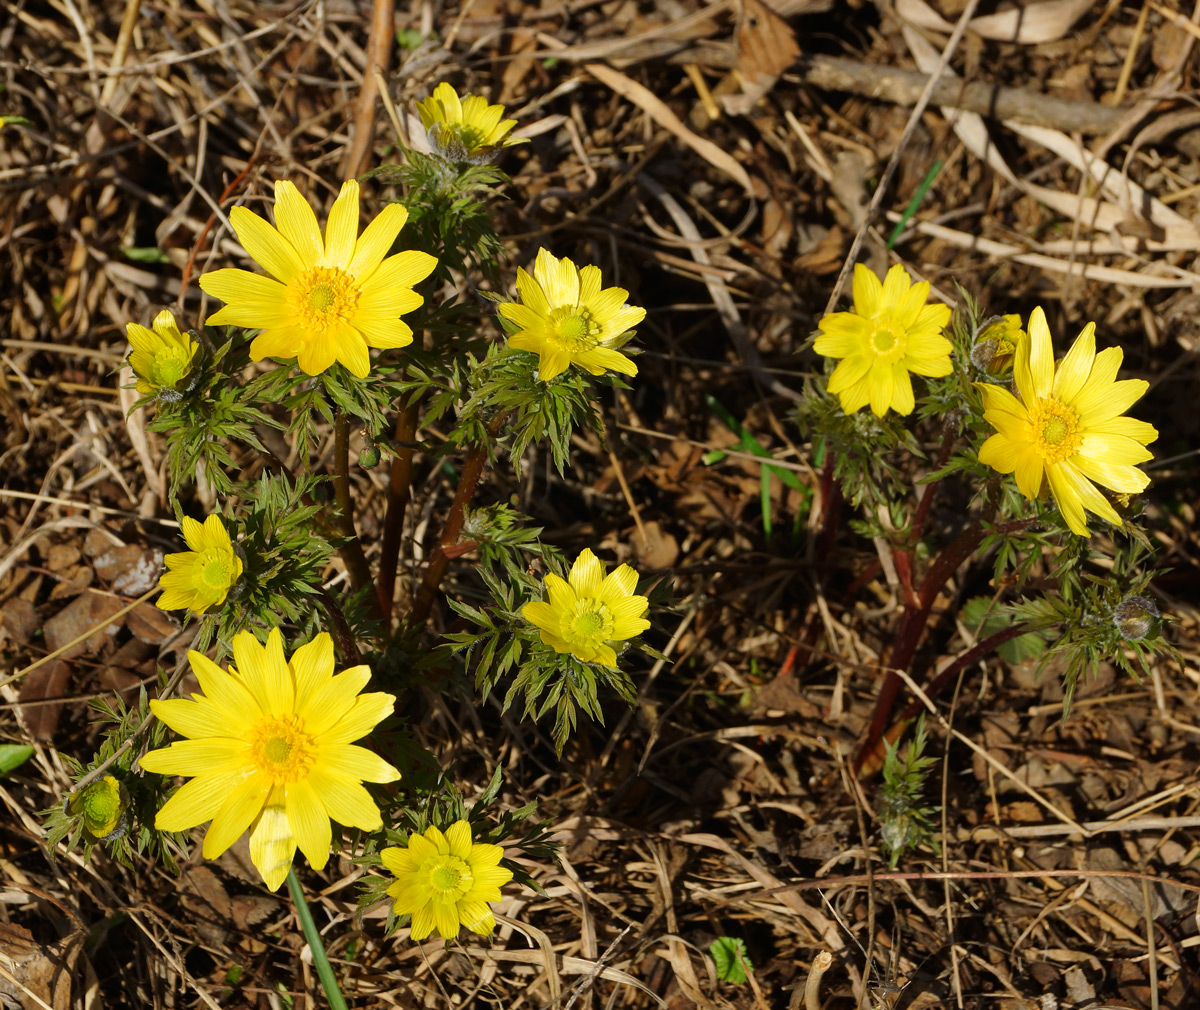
[285, 778, 332, 868]
[248, 802, 295, 890]
[1022, 307, 1055, 401]
[203, 772, 269, 858]
[445, 820, 473, 859]
[569, 549, 604, 597]
[867, 362, 894, 417]
[323, 180, 361, 268]
[348, 202, 411, 278]
[229, 205, 304, 284]
[1051, 322, 1096, 404]
[272, 181, 323, 268]
[851, 263, 882, 318]
[153, 772, 241, 831]
[289, 633, 334, 712]
[306, 768, 383, 829]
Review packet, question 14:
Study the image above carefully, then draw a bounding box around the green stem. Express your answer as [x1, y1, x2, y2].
[287, 865, 349, 1010]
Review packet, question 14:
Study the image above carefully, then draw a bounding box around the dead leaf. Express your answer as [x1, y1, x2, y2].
[0, 599, 37, 646]
[631, 521, 679, 570]
[722, 0, 800, 114]
[93, 544, 162, 596]
[125, 602, 175, 645]
[0, 923, 88, 1010]
[19, 590, 129, 739]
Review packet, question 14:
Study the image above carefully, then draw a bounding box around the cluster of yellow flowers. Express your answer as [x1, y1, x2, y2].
[127, 85, 655, 935]
[136, 629, 512, 938]
[814, 264, 1158, 537]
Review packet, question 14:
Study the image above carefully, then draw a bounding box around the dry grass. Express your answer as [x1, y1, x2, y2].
[2, 0, 1200, 1007]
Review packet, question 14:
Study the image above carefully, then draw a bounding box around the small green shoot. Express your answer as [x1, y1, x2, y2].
[709, 936, 754, 984]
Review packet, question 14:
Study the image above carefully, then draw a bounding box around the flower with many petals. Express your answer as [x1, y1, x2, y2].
[127, 310, 199, 399]
[522, 548, 650, 667]
[498, 249, 644, 382]
[139, 629, 400, 891]
[199, 180, 437, 378]
[815, 263, 953, 417]
[382, 821, 512, 940]
[417, 83, 525, 161]
[975, 307, 1157, 536]
[156, 515, 243, 614]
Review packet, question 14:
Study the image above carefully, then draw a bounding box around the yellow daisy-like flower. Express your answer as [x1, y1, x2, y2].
[198, 179, 437, 378]
[382, 821, 512, 940]
[975, 306, 1158, 537]
[139, 629, 400, 891]
[417, 83, 526, 161]
[521, 548, 650, 667]
[126, 310, 199, 398]
[498, 249, 645, 382]
[156, 515, 244, 614]
[814, 263, 953, 417]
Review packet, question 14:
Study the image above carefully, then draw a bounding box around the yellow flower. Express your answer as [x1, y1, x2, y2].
[382, 821, 512, 940]
[521, 548, 650, 667]
[156, 515, 243, 614]
[127, 310, 199, 398]
[972, 313, 1024, 375]
[417, 83, 525, 160]
[814, 263, 953, 417]
[975, 307, 1158, 537]
[139, 629, 400, 891]
[67, 775, 128, 840]
[498, 250, 645, 382]
[199, 180, 437, 378]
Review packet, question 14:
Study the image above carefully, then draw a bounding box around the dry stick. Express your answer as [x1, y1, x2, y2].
[801, 951, 834, 1010]
[341, 0, 395, 179]
[822, 0, 983, 318]
[408, 411, 512, 628]
[376, 396, 420, 624]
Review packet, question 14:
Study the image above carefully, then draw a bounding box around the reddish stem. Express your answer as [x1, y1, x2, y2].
[407, 411, 511, 628]
[855, 515, 1037, 772]
[376, 397, 419, 624]
[331, 409, 382, 617]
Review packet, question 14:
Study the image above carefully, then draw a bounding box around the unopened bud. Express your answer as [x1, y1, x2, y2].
[67, 775, 128, 840]
[1112, 596, 1159, 641]
[971, 314, 1024, 376]
[358, 444, 381, 469]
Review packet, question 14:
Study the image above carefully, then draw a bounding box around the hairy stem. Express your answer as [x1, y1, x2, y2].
[376, 396, 419, 625]
[408, 410, 511, 628]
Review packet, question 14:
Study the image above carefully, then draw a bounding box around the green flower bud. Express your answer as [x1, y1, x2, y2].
[67, 775, 128, 840]
[1112, 596, 1159, 641]
[358, 443, 381, 469]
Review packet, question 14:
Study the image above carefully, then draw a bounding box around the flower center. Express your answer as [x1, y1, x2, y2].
[151, 346, 190, 388]
[1027, 397, 1082, 465]
[200, 551, 235, 591]
[249, 715, 316, 784]
[292, 267, 359, 334]
[869, 317, 908, 362]
[549, 306, 599, 350]
[427, 855, 474, 900]
[566, 600, 614, 649]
